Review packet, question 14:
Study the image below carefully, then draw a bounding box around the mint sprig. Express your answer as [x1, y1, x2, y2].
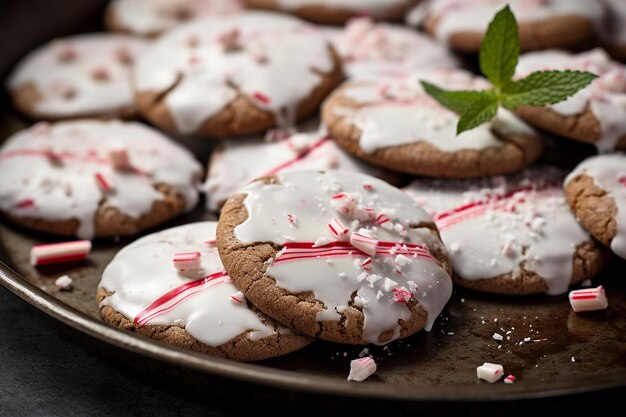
[421, 5, 597, 135]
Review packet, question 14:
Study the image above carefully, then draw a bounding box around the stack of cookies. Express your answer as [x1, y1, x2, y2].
[1, 0, 625, 365]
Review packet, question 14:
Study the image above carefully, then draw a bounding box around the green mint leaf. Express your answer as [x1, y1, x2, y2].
[457, 94, 500, 135]
[420, 81, 489, 113]
[479, 5, 519, 89]
[501, 70, 597, 109]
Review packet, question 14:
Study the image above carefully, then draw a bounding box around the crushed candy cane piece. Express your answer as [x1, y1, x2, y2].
[109, 146, 132, 171]
[347, 356, 377, 382]
[31, 240, 92, 266]
[54, 275, 73, 291]
[173, 251, 201, 274]
[350, 232, 378, 256]
[95, 172, 114, 192]
[230, 291, 244, 304]
[328, 218, 349, 240]
[504, 375, 516, 384]
[331, 192, 357, 215]
[477, 362, 504, 383]
[392, 286, 412, 304]
[569, 286, 608, 313]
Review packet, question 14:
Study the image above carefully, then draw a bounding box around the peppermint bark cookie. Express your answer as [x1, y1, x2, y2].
[329, 17, 458, 80]
[98, 222, 311, 361]
[411, 0, 604, 53]
[105, 0, 243, 37]
[133, 12, 343, 137]
[217, 170, 453, 345]
[405, 168, 610, 295]
[515, 49, 626, 152]
[322, 69, 543, 178]
[0, 120, 202, 239]
[204, 131, 381, 211]
[565, 154, 626, 260]
[7, 34, 148, 121]
[242, 0, 421, 25]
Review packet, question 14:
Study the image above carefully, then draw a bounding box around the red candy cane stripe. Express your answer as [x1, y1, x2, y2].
[30, 240, 92, 266]
[262, 136, 331, 176]
[273, 241, 432, 265]
[361, 257, 372, 270]
[95, 172, 114, 192]
[134, 271, 230, 327]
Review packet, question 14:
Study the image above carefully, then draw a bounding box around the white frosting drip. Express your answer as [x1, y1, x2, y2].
[517, 49, 626, 152]
[405, 168, 592, 295]
[412, 0, 604, 43]
[566, 154, 626, 259]
[329, 17, 457, 80]
[234, 170, 453, 343]
[134, 12, 336, 134]
[99, 222, 276, 346]
[203, 130, 378, 211]
[8, 34, 148, 118]
[333, 69, 533, 153]
[276, 0, 411, 17]
[0, 120, 202, 239]
[109, 0, 243, 36]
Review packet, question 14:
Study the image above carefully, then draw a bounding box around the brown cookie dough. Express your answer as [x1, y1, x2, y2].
[98, 222, 311, 361]
[322, 70, 543, 178]
[242, 0, 420, 25]
[217, 170, 453, 345]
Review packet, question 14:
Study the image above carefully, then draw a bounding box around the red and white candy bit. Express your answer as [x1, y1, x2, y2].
[347, 356, 377, 382]
[568, 286, 609, 313]
[173, 251, 201, 274]
[230, 291, 244, 304]
[115, 47, 134, 65]
[90, 66, 110, 81]
[30, 240, 92, 266]
[350, 231, 378, 256]
[109, 146, 132, 171]
[362, 183, 374, 191]
[57, 44, 78, 62]
[392, 286, 412, 304]
[218, 28, 242, 52]
[15, 199, 35, 209]
[330, 192, 357, 215]
[54, 275, 73, 291]
[287, 214, 297, 226]
[361, 257, 372, 271]
[328, 218, 349, 240]
[374, 213, 391, 227]
[476, 362, 504, 383]
[95, 172, 114, 192]
[252, 91, 270, 105]
[504, 375, 516, 384]
[204, 239, 217, 247]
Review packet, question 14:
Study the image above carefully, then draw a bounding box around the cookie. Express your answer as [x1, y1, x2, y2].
[515, 49, 626, 152]
[404, 167, 610, 295]
[0, 120, 202, 239]
[133, 11, 343, 137]
[410, 0, 604, 53]
[105, 0, 243, 37]
[598, 0, 626, 61]
[322, 68, 544, 178]
[328, 17, 458, 80]
[242, 0, 421, 25]
[217, 170, 453, 345]
[204, 130, 383, 211]
[565, 154, 626, 260]
[98, 221, 312, 361]
[7, 34, 148, 121]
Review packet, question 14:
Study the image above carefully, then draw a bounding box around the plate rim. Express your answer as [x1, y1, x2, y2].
[2, 260, 626, 402]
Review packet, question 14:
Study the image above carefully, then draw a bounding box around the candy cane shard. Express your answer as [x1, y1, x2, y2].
[95, 172, 114, 192]
[230, 291, 244, 304]
[392, 286, 412, 304]
[331, 192, 357, 215]
[328, 218, 349, 240]
[350, 232, 378, 256]
[477, 362, 504, 383]
[568, 286, 608, 313]
[504, 375, 516, 384]
[30, 240, 92, 266]
[347, 356, 377, 382]
[173, 251, 201, 274]
[109, 146, 132, 171]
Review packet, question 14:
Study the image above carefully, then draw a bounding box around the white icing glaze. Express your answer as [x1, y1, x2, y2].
[234, 170, 453, 343]
[329, 17, 458, 80]
[412, 0, 604, 43]
[7, 34, 148, 119]
[134, 11, 336, 135]
[99, 222, 277, 346]
[517, 48, 626, 152]
[109, 0, 243, 36]
[0, 120, 202, 239]
[203, 130, 379, 211]
[566, 153, 626, 259]
[276, 0, 412, 17]
[332, 69, 533, 153]
[405, 167, 592, 295]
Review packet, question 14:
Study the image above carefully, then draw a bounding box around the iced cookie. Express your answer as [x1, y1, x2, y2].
[133, 11, 343, 137]
[329, 17, 458, 80]
[106, 0, 243, 37]
[242, 0, 421, 25]
[405, 167, 610, 295]
[515, 49, 626, 152]
[98, 222, 311, 361]
[0, 120, 202, 239]
[7, 34, 148, 121]
[322, 68, 543, 178]
[565, 154, 626, 260]
[410, 0, 604, 53]
[204, 130, 382, 211]
[217, 170, 453, 345]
